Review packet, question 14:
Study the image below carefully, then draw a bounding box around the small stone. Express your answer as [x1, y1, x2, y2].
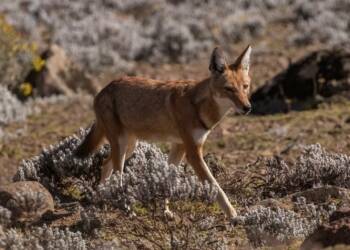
[0, 181, 54, 223]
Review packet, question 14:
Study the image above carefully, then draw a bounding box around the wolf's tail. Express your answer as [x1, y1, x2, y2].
[75, 122, 104, 158]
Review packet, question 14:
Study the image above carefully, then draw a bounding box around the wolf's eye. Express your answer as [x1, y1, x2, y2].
[243, 84, 249, 90]
[224, 86, 235, 93]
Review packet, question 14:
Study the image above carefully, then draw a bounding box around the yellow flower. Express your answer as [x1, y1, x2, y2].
[32, 56, 45, 72]
[20, 82, 33, 97]
[31, 43, 38, 51]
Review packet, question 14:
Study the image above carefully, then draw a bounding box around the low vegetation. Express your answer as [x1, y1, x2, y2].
[0, 0, 350, 249]
[0, 129, 345, 248]
[0, 226, 86, 250]
[2, 0, 348, 73]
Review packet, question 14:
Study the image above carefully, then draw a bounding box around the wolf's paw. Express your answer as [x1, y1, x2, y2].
[164, 209, 175, 220]
[230, 215, 245, 226]
[127, 211, 137, 218]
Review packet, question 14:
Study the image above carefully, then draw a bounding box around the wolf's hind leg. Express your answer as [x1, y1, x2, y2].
[125, 136, 137, 160]
[99, 108, 129, 185]
[164, 143, 185, 219]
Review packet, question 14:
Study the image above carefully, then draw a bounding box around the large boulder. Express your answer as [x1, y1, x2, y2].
[301, 207, 350, 249]
[0, 181, 54, 223]
[24, 44, 99, 97]
[251, 46, 350, 114]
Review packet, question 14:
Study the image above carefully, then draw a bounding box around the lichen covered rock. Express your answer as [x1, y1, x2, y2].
[0, 181, 54, 223]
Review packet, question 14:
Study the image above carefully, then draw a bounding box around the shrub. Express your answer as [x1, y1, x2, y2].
[290, 0, 350, 46]
[0, 206, 11, 228]
[242, 206, 312, 246]
[77, 208, 101, 235]
[95, 142, 218, 212]
[15, 128, 217, 211]
[14, 127, 108, 195]
[242, 198, 337, 247]
[0, 85, 32, 125]
[0, 16, 43, 91]
[0, 0, 275, 72]
[242, 203, 336, 247]
[0, 225, 86, 250]
[263, 144, 350, 197]
[2, 0, 348, 73]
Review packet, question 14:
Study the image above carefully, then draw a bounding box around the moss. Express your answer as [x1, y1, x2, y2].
[62, 185, 84, 201]
[132, 203, 150, 216]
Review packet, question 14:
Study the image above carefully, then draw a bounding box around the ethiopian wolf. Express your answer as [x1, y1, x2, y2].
[75, 45, 252, 220]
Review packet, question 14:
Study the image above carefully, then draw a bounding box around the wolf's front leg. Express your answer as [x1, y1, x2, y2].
[185, 143, 237, 219]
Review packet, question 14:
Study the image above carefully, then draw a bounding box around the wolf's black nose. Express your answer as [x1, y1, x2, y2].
[243, 105, 252, 114]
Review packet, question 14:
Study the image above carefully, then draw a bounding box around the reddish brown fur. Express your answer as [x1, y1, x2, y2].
[75, 46, 252, 220]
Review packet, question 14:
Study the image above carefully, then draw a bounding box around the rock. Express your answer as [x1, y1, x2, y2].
[0, 181, 54, 223]
[291, 186, 350, 204]
[251, 46, 350, 114]
[258, 198, 291, 210]
[24, 44, 99, 97]
[301, 207, 350, 249]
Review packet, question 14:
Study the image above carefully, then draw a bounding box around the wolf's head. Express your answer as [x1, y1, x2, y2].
[209, 45, 252, 114]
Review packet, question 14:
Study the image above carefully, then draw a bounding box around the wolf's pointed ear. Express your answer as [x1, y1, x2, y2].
[209, 47, 227, 74]
[235, 45, 252, 73]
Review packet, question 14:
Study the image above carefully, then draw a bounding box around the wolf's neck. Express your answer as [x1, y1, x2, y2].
[212, 94, 233, 117]
[191, 78, 231, 130]
[191, 77, 211, 102]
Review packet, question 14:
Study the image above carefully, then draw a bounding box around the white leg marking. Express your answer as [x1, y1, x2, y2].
[117, 134, 128, 186]
[199, 157, 237, 218]
[192, 128, 210, 145]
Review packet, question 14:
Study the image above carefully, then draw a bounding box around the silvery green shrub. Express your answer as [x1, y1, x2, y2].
[14, 127, 108, 194]
[242, 206, 314, 247]
[290, 0, 350, 45]
[2, 0, 347, 73]
[0, 206, 11, 228]
[0, 0, 281, 72]
[78, 208, 101, 235]
[15, 128, 217, 211]
[242, 200, 337, 247]
[0, 225, 86, 250]
[95, 142, 218, 212]
[0, 86, 31, 126]
[263, 144, 350, 197]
